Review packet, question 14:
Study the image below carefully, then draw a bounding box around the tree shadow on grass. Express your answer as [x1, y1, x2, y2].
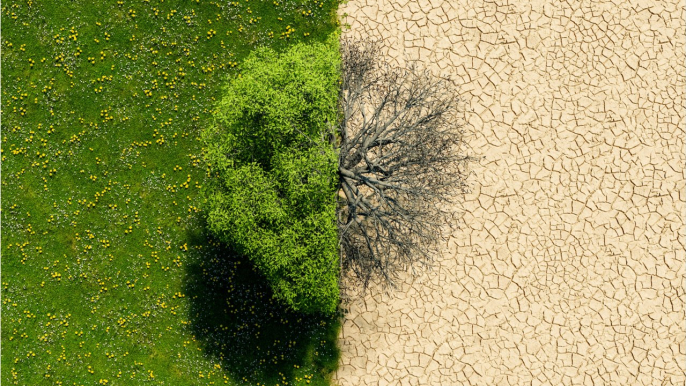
[183, 222, 341, 385]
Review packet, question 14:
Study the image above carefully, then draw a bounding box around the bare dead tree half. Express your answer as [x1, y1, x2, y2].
[336, 37, 479, 291]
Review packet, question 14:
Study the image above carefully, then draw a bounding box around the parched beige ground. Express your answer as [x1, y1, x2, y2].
[335, 0, 685, 385]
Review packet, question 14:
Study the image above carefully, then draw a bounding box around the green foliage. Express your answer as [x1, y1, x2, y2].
[203, 34, 342, 315]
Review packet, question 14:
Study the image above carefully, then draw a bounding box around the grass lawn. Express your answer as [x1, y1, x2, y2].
[2, 0, 343, 384]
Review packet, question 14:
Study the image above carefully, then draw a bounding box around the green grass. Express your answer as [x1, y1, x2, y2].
[2, 0, 342, 384]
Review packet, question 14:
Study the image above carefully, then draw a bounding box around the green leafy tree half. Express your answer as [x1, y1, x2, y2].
[202, 34, 341, 314]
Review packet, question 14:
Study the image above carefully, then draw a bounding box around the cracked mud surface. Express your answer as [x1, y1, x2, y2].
[335, 1, 685, 385]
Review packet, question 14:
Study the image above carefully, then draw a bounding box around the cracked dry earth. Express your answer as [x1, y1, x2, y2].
[334, 0, 685, 385]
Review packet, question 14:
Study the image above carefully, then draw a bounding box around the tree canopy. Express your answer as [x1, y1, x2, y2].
[202, 33, 341, 314]
[203, 35, 475, 314]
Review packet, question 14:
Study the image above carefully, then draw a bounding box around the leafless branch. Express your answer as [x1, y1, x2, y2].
[337, 37, 479, 292]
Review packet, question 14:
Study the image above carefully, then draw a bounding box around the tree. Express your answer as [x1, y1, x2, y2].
[336, 37, 478, 290]
[202, 34, 341, 314]
[203, 35, 475, 314]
